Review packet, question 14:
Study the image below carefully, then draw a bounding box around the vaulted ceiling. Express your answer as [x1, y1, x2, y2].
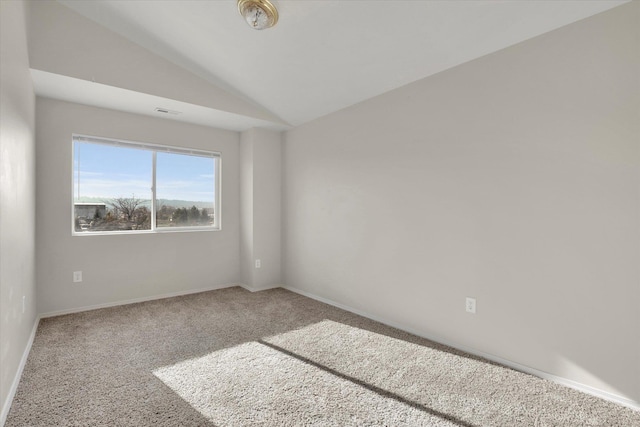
[30, 1, 627, 131]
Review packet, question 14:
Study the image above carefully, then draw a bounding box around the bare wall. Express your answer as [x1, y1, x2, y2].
[0, 0, 37, 422]
[282, 3, 639, 403]
[251, 129, 282, 289]
[36, 98, 241, 315]
[239, 130, 255, 287]
[240, 128, 282, 290]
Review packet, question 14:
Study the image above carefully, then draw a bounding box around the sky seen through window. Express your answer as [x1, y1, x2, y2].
[73, 142, 215, 205]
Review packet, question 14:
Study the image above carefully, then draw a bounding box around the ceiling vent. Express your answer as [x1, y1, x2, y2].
[154, 107, 182, 115]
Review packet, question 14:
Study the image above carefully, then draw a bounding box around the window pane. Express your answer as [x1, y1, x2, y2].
[73, 142, 152, 232]
[156, 152, 215, 228]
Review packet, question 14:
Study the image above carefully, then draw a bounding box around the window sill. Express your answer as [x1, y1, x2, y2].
[72, 226, 221, 237]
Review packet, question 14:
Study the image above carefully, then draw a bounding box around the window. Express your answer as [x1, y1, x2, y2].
[73, 135, 220, 234]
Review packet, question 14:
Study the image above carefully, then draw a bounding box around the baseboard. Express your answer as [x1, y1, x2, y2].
[39, 282, 240, 319]
[1, 317, 39, 427]
[238, 283, 283, 293]
[282, 285, 640, 411]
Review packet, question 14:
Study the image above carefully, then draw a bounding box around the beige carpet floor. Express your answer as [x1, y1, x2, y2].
[6, 287, 639, 426]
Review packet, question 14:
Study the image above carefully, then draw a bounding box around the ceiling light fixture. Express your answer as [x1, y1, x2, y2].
[238, 0, 278, 30]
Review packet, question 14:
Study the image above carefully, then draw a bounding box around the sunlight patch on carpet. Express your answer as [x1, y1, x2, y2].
[153, 319, 639, 426]
[261, 319, 626, 426]
[153, 340, 459, 426]
[263, 320, 508, 419]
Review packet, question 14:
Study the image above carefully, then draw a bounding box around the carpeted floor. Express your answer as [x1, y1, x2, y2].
[6, 287, 639, 426]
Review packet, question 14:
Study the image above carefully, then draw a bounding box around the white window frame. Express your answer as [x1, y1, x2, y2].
[72, 134, 222, 236]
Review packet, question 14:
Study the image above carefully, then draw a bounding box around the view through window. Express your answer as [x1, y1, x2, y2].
[73, 135, 219, 234]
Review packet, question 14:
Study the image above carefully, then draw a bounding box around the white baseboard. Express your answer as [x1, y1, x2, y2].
[1, 317, 39, 427]
[282, 285, 640, 411]
[39, 282, 240, 319]
[238, 283, 283, 293]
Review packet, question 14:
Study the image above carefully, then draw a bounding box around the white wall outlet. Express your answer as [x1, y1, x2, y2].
[255, 259, 261, 268]
[22, 296, 26, 314]
[73, 271, 83, 283]
[466, 297, 476, 314]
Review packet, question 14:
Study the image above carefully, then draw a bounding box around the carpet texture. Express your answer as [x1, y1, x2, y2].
[5, 287, 639, 426]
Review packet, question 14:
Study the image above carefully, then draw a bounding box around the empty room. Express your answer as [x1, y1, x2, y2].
[1, 0, 638, 425]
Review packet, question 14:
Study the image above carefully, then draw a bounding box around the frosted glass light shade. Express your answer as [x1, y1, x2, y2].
[238, 0, 278, 30]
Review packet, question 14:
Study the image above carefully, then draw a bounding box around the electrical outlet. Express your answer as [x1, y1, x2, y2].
[255, 259, 261, 268]
[466, 297, 476, 314]
[73, 271, 83, 283]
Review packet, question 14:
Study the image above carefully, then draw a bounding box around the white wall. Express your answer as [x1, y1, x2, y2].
[283, 2, 639, 405]
[240, 130, 255, 287]
[252, 129, 282, 289]
[0, 0, 37, 422]
[36, 98, 241, 315]
[240, 128, 282, 290]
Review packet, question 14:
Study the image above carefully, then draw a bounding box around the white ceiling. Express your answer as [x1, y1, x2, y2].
[31, 70, 288, 132]
[52, 0, 626, 129]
